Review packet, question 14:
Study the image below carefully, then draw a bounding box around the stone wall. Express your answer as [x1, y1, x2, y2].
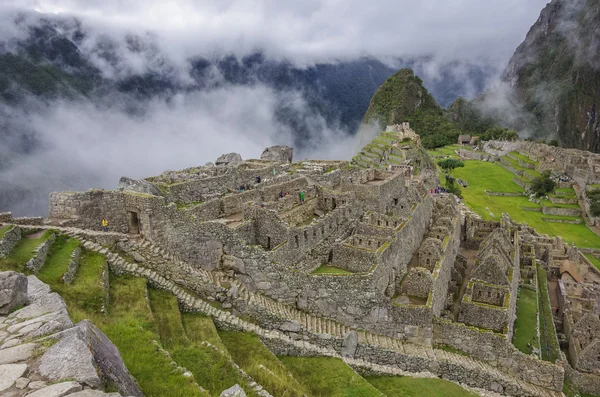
[0, 225, 21, 258]
[25, 233, 56, 274]
[63, 246, 81, 284]
[404, 268, 433, 298]
[433, 318, 564, 391]
[565, 361, 600, 396]
[541, 205, 581, 217]
[331, 244, 378, 273]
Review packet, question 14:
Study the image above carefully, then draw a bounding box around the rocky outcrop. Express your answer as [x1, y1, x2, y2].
[116, 177, 163, 197]
[260, 146, 293, 163]
[0, 274, 142, 396]
[215, 153, 243, 166]
[0, 272, 27, 315]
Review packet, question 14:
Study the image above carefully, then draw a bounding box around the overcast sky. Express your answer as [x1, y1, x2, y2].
[3, 0, 549, 66]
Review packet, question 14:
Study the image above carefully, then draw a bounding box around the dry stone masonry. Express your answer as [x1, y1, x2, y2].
[5, 127, 596, 396]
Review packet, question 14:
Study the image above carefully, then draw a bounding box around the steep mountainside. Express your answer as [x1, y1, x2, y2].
[359, 69, 463, 148]
[502, 0, 600, 152]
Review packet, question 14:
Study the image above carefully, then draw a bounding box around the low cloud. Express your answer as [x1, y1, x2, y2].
[0, 84, 358, 216]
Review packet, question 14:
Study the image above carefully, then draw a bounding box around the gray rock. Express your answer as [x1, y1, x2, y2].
[14, 377, 29, 389]
[39, 332, 101, 388]
[205, 162, 215, 167]
[215, 153, 243, 166]
[76, 320, 143, 397]
[26, 275, 51, 301]
[489, 382, 504, 393]
[341, 331, 358, 358]
[279, 321, 301, 333]
[0, 343, 36, 364]
[220, 384, 247, 397]
[0, 363, 27, 391]
[260, 146, 293, 163]
[26, 381, 82, 397]
[116, 177, 163, 197]
[28, 380, 47, 389]
[132, 252, 145, 263]
[67, 391, 123, 397]
[0, 272, 27, 315]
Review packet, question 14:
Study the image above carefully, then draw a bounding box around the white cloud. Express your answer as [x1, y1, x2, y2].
[1, 0, 548, 66]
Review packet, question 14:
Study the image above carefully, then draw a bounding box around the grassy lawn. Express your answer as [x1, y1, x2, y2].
[366, 376, 477, 397]
[219, 332, 309, 397]
[148, 288, 256, 397]
[278, 356, 382, 397]
[312, 265, 355, 275]
[512, 288, 539, 355]
[0, 230, 54, 271]
[537, 265, 560, 363]
[585, 254, 600, 271]
[452, 160, 600, 248]
[0, 224, 11, 239]
[427, 145, 463, 158]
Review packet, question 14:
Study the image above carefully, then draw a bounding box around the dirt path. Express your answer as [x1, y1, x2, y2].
[25, 230, 45, 239]
[452, 248, 477, 321]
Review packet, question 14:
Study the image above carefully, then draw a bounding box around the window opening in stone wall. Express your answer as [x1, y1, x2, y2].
[378, 220, 381, 226]
[386, 221, 389, 227]
[368, 240, 371, 246]
[313, 229, 316, 237]
[295, 235, 299, 248]
[378, 242, 381, 248]
[267, 236, 271, 250]
[304, 230, 308, 241]
[394, 198, 399, 205]
[359, 238, 363, 245]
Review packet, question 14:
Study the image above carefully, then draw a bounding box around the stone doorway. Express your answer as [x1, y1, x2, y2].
[127, 211, 141, 234]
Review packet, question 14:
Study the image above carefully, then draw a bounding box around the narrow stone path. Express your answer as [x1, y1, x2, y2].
[453, 248, 477, 321]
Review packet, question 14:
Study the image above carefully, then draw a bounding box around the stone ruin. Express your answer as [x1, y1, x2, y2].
[1, 132, 588, 396]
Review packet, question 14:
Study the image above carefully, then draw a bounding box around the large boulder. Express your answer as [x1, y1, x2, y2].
[0, 271, 27, 315]
[215, 152, 243, 166]
[260, 145, 293, 163]
[40, 320, 143, 396]
[341, 330, 358, 358]
[116, 176, 164, 196]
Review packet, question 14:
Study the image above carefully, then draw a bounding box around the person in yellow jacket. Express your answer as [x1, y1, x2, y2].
[102, 218, 108, 232]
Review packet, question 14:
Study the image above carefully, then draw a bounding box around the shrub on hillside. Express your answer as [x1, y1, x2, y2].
[479, 126, 519, 142]
[589, 189, 600, 217]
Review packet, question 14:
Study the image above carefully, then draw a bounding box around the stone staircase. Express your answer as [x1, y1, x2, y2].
[5, 224, 564, 397]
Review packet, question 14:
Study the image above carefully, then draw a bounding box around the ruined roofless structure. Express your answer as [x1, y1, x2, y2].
[1, 134, 576, 396]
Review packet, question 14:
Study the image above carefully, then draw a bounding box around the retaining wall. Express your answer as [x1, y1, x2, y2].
[0, 226, 21, 258]
[25, 233, 56, 273]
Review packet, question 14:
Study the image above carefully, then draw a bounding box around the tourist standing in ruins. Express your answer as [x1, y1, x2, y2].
[299, 191, 305, 204]
[102, 218, 108, 232]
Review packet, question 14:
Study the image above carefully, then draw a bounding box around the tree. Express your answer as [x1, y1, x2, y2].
[437, 159, 464, 177]
[548, 139, 559, 147]
[479, 126, 519, 142]
[530, 171, 556, 197]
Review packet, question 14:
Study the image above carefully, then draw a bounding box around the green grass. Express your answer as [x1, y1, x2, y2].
[182, 313, 226, 351]
[512, 288, 539, 355]
[312, 265, 355, 275]
[555, 187, 576, 194]
[148, 288, 256, 397]
[176, 201, 203, 210]
[537, 265, 560, 363]
[102, 275, 206, 397]
[585, 254, 600, 271]
[452, 160, 600, 248]
[502, 156, 542, 178]
[0, 224, 11, 239]
[37, 235, 80, 285]
[219, 332, 309, 397]
[0, 230, 54, 271]
[366, 376, 477, 397]
[540, 199, 581, 209]
[278, 356, 382, 397]
[510, 151, 538, 165]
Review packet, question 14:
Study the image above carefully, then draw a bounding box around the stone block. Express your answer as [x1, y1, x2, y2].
[0, 271, 27, 315]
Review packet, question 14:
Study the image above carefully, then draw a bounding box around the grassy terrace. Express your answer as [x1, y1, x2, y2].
[366, 376, 477, 397]
[501, 156, 542, 178]
[537, 265, 560, 363]
[451, 160, 600, 248]
[585, 254, 600, 271]
[540, 199, 580, 209]
[219, 332, 309, 397]
[0, 229, 53, 270]
[512, 288, 539, 355]
[510, 151, 539, 166]
[312, 264, 355, 275]
[278, 356, 382, 397]
[0, 224, 11, 239]
[427, 145, 464, 158]
[148, 288, 256, 397]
